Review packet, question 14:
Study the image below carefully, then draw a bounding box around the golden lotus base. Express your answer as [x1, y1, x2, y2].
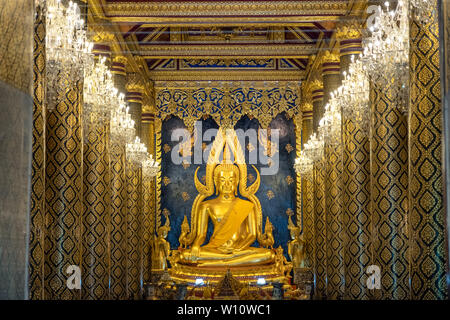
[168, 263, 286, 285]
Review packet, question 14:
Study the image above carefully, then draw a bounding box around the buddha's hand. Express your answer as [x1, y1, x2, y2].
[189, 246, 200, 262]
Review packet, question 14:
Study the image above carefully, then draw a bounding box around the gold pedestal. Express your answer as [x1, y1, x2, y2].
[169, 263, 286, 286]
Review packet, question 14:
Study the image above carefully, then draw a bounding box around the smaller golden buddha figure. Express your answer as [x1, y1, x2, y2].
[275, 246, 292, 280]
[152, 214, 171, 271]
[259, 217, 275, 249]
[287, 216, 306, 269]
[179, 216, 190, 249]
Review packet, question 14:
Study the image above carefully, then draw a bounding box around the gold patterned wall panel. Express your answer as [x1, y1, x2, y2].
[342, 119, 372, 300]
[44, 81, 83, 300]
[29, 5, 46, 300]
[409, 6, 448, 299]
[371, 87, 410, 300]
[126, 163, 142, 299]
[82, 125, 111, 300]
[302, 118, 315, 269]
[142, 177, 154, 284]
[0, 0, 33, 93]
[324, 144, 345, 300]
[313, 160, 327, 299]
[109, 143, 127, 299]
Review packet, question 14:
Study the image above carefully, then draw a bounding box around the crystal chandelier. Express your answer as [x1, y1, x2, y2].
[83, 56, 118, 129]
[42, 0, 93, 108]
[340, 56, 370, 126]
[410, 0, 436, 23]
[302, 133, 324, 162]
[126, 137, 148, 164]
[110, 95, 136, 145]
[294, 151, 313, 175]
[142, 154, 161, 178]
[362, 0, 409, 111]
[318, 94, 341, 145]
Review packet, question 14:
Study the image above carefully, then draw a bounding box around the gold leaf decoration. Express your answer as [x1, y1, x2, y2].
[163, 144, 171, 153]
[285, 143, 294, 153]
[163, 176, 171, 186]
[181, 192, 190, 202]
[286, 208, 294, 217]
[285, 175, 294, 185]
[266, 190, 275, 200]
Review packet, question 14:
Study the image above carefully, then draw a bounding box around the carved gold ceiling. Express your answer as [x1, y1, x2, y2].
[87, 0, 363, 110]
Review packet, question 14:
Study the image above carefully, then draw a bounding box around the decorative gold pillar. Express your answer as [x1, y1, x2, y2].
[337, 24, 372, 300]
[126, 73, 145, 138]
[29, 5, 46, 300]
[371, 85, 409, 299]
[301, 110, 315, 270]
[44, 70, 83, 300]
[141, 111, 156, 284]
[111, 56, 127, 96]
[309, 80, 327, 299]
[126, 160, 142, 299]
[82, 123, 111, 300]
[109, 54, 128, 300]
[409, 2, 448, 299]
[321, 51, 345, 300]
[109, 141, 127, 299]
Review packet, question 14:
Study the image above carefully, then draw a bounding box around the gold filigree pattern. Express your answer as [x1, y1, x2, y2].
[285, 175, 294, 185]
[181, 192, 190, 202]
[285, 143, 294, 154]
[266, 190, 275, 200]
[163, 143, 171, 153]
[163, 176, 171, 186]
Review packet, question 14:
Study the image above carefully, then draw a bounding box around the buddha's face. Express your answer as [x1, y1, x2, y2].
[217, 170, 237, 197]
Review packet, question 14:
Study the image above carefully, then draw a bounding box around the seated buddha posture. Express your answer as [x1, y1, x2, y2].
[178, 163, 275, 267]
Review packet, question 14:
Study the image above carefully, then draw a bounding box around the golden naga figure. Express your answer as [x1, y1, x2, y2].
[177, 128, 275, 268]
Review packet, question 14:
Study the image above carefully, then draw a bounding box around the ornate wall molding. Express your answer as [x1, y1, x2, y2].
[156, 86, 301, 130]
[104, 1, 349, 19]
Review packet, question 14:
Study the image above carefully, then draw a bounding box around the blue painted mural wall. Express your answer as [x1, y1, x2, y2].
[160, 113, 297, 257]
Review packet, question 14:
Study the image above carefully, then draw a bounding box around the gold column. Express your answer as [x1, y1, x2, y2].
[322, 51, 345, 300]
[82, 123, 111, 300]
[126, 73, 145, 137]
[337, 24, 372, 300]
[409, 2, 448, 299]
[29, 5, 46, 300]
[109, 54, 128, 299]
[141, 111, 156, 284]
[125, 75, 145, 298]
[301, 110, 315, 269]
[44, 68, 83, 300]
[111, 56, 127, 96]
[309, 81, 327, 299]
[126, 160, 142, 299]
[371, 85, 409, 299]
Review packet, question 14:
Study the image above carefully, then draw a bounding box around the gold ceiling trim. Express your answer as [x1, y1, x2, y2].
[147, 70, 305, 82]
[104, 1, 348, 18]
[107, 16, 343, 25]
[139, 44, 315, 59]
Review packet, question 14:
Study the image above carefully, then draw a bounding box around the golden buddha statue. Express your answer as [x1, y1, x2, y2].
[177, 128, 275, 268]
